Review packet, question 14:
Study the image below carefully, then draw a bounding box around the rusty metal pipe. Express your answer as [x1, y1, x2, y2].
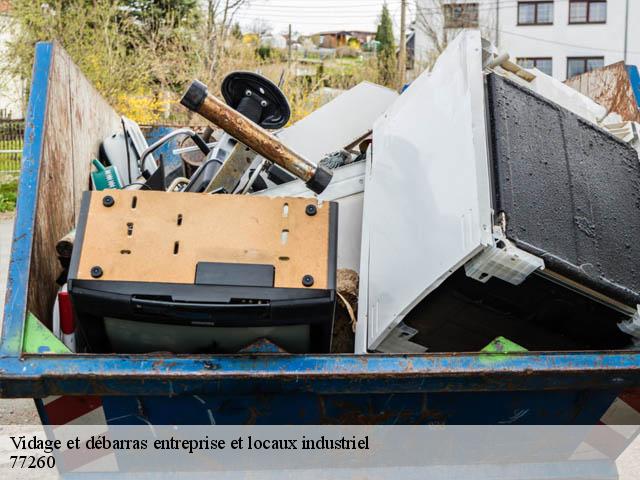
[180, 80, 333, 194]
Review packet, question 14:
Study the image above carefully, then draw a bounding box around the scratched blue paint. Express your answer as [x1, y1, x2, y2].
[0, 42, 53, 356]
[1, 352, 639, 398]
[98, 389, 619, 425]
[627, 65, 640, 110]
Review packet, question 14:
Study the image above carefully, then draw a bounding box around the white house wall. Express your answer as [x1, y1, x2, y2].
[415, 0, 640, 81]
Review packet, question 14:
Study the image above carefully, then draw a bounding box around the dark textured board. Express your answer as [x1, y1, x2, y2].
[487, 73, 640, 308]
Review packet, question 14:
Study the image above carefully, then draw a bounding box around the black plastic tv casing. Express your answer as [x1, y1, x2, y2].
[68, 192, 338, 354]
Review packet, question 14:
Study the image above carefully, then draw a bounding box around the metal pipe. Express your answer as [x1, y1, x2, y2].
[180, 80, 333, 194]
[139, 128, 210, 174]
[624, 0, 630, 63]
[495, 0, 500, 48]
[486, 52, 510, 70]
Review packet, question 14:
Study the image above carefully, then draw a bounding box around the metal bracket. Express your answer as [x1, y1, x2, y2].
[205, 142, 258, 193]
[375, 323, 427, 354]
[618, 305, 640, 342]
[465, 226, 544, 286]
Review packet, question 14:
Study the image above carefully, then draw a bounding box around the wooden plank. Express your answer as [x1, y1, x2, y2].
[27, 43, 120, 326]
[68, 58, 121, 218]
[27, 44, 74, 325]
[76, 191, 332, 290]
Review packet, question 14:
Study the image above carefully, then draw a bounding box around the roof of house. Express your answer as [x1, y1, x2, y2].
[313, 30, 376, 37]
[0, 0, 11, 14]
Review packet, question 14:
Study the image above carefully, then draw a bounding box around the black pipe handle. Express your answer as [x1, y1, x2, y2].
[190, 132, 211, 155]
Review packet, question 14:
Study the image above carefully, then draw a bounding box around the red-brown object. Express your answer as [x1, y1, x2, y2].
[565, 61, 640, 122]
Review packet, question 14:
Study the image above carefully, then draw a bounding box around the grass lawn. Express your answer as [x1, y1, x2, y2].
[0, 177, 18, 213]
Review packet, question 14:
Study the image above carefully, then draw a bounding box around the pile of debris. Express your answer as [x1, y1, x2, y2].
[52, 31, 640, 356]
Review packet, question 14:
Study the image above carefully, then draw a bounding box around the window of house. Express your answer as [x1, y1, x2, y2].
[517, 57, 553, 76]
[569, 0, 606, 24]
[566, 57, 604, 78]
[443, 3, 479, 29]
[518, 1, 554, 25]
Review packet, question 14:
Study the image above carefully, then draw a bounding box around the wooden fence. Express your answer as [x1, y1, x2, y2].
[0, 119, 24, 173]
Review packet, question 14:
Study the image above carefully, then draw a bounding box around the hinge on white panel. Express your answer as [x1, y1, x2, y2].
[618, 305, 640, 342]
[375, 323, 427, 353]
[604, 121, 639, 144]
[464, 225, 544, 286]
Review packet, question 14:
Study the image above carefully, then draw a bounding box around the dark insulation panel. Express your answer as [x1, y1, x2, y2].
[487, 73, 640, 307]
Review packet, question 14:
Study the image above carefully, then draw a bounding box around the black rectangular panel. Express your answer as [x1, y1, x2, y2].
[195, 262, 274, 287]
[487, 73, 640, 307]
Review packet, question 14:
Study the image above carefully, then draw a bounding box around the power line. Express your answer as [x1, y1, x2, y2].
[499, 28, 640, 55]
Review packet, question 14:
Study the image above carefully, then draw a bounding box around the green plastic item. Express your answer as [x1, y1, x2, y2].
[481, 336, 528, 354]
[22, 312, 70, 354]
[90, 158, 123, 190]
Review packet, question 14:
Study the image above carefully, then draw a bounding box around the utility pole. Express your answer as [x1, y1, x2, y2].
[398, 0, 407, 87]
[288, 24, 293, 71]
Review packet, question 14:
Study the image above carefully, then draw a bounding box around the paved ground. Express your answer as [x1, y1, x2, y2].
[0, 214, 637, 477]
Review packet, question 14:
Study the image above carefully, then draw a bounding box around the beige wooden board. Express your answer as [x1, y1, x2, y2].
[68, 57, 121, 217]
[27, 43, 122, 325]
[77, 191, 331, 290]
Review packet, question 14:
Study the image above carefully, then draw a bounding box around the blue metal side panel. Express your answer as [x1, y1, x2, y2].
[0, 42, 53, 355]
[1, 352, 638, 397]
[101, 390, 619, 425]
[627, 65, 640, 110]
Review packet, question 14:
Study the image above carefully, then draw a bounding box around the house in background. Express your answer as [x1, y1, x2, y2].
[414, 0, 640, 81]
[311, 30, 376, 49]
[260, 34, 287, 50]
[0, 0, 23, 119]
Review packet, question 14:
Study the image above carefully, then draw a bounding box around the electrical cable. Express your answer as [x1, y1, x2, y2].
[121, 117, 133, 185]
[123, 182, 152, 190]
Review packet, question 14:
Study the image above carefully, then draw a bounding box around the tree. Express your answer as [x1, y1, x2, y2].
[231, 22, 242, 40]
[6, 0, 204, 121]
[123, 0, 199, 24]
[375, 3, 396, 85]
[120, 0, 200, 39]
[376, 3, 395, 52]
[203, 0, 250, 80]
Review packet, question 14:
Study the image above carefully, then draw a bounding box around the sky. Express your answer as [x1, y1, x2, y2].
[233, 0, 412, 37]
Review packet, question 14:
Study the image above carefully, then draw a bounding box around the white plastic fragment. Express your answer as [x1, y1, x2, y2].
[465, 227, 545, 286]
[375, 323, 427, 354]
[618, 306, 640, 340]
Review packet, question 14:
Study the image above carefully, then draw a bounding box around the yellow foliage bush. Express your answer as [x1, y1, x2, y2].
[114, 93, 172, 125]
